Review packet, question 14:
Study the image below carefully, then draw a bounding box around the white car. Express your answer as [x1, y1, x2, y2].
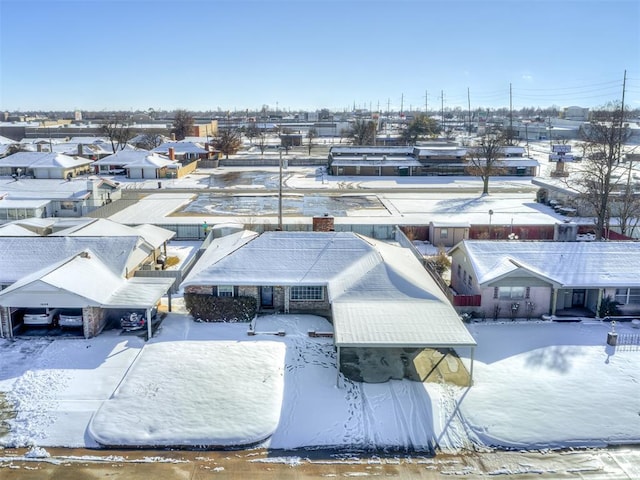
[22, 308, 59, 326]
[58, 308, 84, 328]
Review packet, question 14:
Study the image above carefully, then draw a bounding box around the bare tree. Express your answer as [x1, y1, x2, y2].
[348, 118, 376, 146]
[172, 109, 194, 140]
[137, 133, 165, 150]
[244, 123, 260, 146]
[256, 130, 269, 155]
[307, 127, 317, 155]
[616, 158, 640, 237]
[213, 128, 243, 159]
[571, 102, 631, 240]
[101, 115, 132, 153]
[465, 134, 507, 195]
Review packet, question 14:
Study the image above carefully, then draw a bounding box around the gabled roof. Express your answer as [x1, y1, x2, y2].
[0, 250, 125, 306]
[93, 150, 172, 167]
[0, 236, 143, 284]
[0, 250, 174, 309]
[451, 240, 640, 288]
[50, 218, 175, 248]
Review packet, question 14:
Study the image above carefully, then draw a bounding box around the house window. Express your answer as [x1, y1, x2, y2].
[440, 228, 448, 239]
[290, 286, 323, 301]
[498, 286, 526, 300]
[217, 285, 234, 297]
[615, 288, 640, 305]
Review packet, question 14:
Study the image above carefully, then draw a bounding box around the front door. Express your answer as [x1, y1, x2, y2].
[572, 289, 586, 307]
[260, 286, 273, 308]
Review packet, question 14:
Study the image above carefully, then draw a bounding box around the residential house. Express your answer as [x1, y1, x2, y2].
[449, 240, 640, 320]
[181, 230, 476, 383]
[0, 221, 176, 338]
[0, 151, 93, 179]
[0, 177, 121, 220]
[93, 150, 177, 179]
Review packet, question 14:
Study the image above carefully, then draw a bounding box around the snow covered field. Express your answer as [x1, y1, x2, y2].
[1, 311, 639, 452]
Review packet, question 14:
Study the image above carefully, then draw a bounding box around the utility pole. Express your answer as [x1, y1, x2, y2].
[618, 69, 627, 162]
[509, 82, 513, 145]
[467, 87, 472, 135]
[424, 90, 428, 114]
[278, 149, 283, 230]
[441, 90, 445, 134]
[400, 93, 404, 118]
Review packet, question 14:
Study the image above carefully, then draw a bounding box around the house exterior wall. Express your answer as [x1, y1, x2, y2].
[479, 285, 550, 319]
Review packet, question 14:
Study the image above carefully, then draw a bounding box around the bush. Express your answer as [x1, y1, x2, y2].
[184, 293, 257, 323]
[598, 295, 622, 318]
[426, 247, 451, 275]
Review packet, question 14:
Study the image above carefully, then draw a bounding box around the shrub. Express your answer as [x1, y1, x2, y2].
[184, 293, 257, 323]
[598, 295, 622, 318]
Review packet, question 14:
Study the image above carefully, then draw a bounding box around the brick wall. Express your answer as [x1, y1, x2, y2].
[83, 307, 107, 338]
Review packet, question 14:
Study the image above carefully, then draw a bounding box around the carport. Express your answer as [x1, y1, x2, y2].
[332, 301, 477, 386]
[0, 250, 174, 339]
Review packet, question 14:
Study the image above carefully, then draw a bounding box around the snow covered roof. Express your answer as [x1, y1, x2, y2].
[0, 251, 174, 308]
[0, 198, 50, 209]
[0, 223, 40, 236]
[50, 218, 175, 248]
[0, 250, 125, 306]
[152, 142, 208, 154]
[183, 231, 476, 348]
[453, 240, 640, 288]
[330, 157, 422, 167]
[0, 151, 92, 168]
[330, 146, 414, 156]
[414, 147, 467, 157]
[106, 277, 175, 308]
[0, 236, 143, 284]
[0, 178, 99, 201]
[93, 150, 170, 166]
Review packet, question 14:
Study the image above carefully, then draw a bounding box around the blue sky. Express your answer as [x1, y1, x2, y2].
[1, 0, 639, 112]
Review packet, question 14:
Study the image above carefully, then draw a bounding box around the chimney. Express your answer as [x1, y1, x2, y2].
[313, 214, 335, 232]
[171, 133, 176, 141]
[168, 147, 175, 160]
[37, 144, 42, 152]
[78, 144, 83, 156]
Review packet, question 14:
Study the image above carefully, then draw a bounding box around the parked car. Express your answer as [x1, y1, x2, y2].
[120, 308, 157, 331]
[58, 308, 84, 328]
[22, 308, 59, 326]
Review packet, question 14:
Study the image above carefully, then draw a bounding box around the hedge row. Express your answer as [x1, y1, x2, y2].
[184, 293, 257, 323]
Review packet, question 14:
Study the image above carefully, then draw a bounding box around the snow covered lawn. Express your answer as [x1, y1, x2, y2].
[89, 341, 286, 447]
[458, 321, 640, 449]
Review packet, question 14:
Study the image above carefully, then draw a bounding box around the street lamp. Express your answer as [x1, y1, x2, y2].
[488, 209, 494, 239]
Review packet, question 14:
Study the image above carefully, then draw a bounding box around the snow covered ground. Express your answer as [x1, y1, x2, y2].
[1, 307, 639, 452]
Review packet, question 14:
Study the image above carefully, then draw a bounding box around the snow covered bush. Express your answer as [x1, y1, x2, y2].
[184, 293, 257, 323]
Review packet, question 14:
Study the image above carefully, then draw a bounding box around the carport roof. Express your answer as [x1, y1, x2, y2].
[106, 277, 175, 308]
[332, 301, 476, 348]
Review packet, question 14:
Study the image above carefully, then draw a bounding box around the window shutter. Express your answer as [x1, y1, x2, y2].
[525, 287, 530, 299]
[493, 287, 499, 299]
[234, 286, 239, 297]
[212, 286, 217, 297]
